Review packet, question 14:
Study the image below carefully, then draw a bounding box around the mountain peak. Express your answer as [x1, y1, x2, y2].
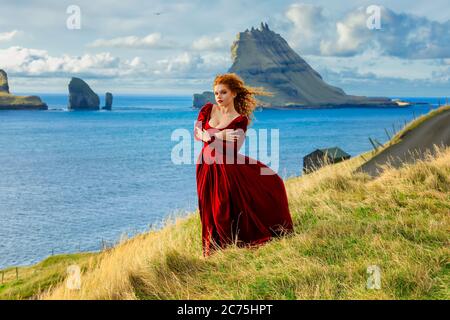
[193, 24, 394, 108]
[228, 24, 394, 107]
[243, 22, 271, 35]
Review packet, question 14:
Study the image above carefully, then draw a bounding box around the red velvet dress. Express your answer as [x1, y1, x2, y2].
[195, 102, 294, 257]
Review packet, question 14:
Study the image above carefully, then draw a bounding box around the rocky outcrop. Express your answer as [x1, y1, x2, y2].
[102, 92, 113, 110]
[193, 91, 215, 108]
[68, 77, 100, 110]
[0, 69, 48, 110]
[0, 70, 10, 93]
[194, 23, 395, 108]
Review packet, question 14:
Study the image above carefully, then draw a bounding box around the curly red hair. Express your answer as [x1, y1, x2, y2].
[213, 73, 272, 125]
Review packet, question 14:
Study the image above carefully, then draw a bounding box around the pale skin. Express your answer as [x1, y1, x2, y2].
[195, 83, 243, 142]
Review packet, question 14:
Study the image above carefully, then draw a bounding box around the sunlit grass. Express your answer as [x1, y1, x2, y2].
[2, 105, 449, 300]
[40, 149, 449, 300]
[0, 253, 98, 300]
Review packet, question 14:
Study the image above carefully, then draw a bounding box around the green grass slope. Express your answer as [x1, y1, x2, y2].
[1, 106, 449, 300]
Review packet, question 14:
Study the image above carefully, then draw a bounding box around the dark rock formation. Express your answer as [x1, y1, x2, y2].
[102, 92, 113, 110]
[194, 23, 396, 108]
[0, 69, 48, 110]
[303, 147, 351, 174]
[193, 91, 215, 108]
[68, 77, 100, 110]
[0, 70, 10, 93]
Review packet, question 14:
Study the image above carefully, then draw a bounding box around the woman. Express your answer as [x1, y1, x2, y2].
[194, 73, 294, 257]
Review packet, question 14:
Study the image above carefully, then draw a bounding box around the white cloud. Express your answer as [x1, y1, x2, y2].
[285, 5, 450, 59]
[0, 30, 20, 42]
[320, 9, 370, 56]
[285, 4, 328, 54]
[305, 49, 449, 82]
[0, 46, 229, 81]
[155, 51, 229, 75]
[88, 33, 176, 49]
[191, 36, 228, 51]
[156, 52, 202, 73]
[0, 46, 146, 78]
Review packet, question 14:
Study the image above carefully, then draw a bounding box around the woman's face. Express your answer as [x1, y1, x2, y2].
[214, 84, 236, 107]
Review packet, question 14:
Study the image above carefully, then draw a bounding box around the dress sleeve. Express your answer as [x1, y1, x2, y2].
[235, 116, 248, 132]
[194, 103, 213, 141]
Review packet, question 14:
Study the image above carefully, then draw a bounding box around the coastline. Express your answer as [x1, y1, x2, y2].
[0, 105, 448, 299]
[2, 143, 449, 299]
[0, 101, 446, 270]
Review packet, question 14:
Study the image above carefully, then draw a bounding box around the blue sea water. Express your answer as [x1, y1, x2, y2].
[0, 95, 444, 268]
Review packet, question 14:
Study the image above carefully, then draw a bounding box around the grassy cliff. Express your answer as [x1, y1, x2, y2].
[0, 92, 48, 110]
[1, 106, 449, 300]
[0, 253, 98, 299]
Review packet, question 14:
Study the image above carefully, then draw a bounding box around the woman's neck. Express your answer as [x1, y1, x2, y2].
[216, 102, 236, 115]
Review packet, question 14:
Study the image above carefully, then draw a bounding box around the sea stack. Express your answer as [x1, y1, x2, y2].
[193, 91, 215, 108]
[193, 23, 395, 108]
[102, 92, 113, 110]
[0, 70, 10, 93]
[68, 77, 100, 110]
[0, 69, 48, 110]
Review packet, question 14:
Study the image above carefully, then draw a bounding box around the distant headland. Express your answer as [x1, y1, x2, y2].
[193, 23, 397, 109]
[0, 69, 48, 110]
[0, 70, 114, 111]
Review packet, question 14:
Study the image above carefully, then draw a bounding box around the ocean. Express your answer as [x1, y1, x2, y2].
[0, 95, 443, 268]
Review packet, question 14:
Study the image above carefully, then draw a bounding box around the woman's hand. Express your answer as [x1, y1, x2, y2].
[214, 129, 242, 142]
[195, 126, 213, 142]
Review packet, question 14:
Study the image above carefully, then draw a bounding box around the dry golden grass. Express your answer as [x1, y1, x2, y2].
[0, 92, 44, 106]
[0, 253, 97, 299]
[2, 105, 448, 300]
[39, 145, 450, 300]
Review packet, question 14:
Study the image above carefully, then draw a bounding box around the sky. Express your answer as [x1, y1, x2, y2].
[0, 0, 449, 97]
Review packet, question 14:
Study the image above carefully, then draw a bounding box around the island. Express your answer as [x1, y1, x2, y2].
[193, 23, 396, 109]
[0, 69, 48, 110]
[68, 77, 100, 110]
